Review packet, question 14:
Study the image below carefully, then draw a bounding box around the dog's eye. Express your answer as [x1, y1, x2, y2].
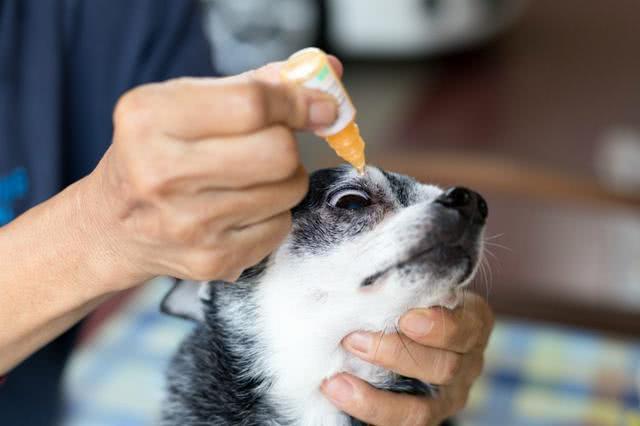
[329, 190, 371, 210]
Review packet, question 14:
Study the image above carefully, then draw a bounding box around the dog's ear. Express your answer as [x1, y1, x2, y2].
[160, 279, 212, 322]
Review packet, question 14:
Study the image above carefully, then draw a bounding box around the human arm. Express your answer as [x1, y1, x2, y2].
[0, 61, 341, 374]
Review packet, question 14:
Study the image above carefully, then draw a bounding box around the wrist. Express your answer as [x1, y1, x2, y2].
[73, 168, 153, 293]
[0, 167, 149, 372]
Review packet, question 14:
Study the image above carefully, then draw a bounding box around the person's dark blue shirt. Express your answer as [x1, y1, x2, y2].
[0, 1, 214, 423]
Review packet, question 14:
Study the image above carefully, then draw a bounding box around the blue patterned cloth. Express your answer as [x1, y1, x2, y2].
[459, 322, 640, 426]
[61, 279, 640, 425]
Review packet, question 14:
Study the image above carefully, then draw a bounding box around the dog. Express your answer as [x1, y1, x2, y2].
[160, 165, 487, 426]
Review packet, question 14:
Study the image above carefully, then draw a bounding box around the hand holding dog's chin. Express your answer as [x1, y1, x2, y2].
[321, 293, 494, 425]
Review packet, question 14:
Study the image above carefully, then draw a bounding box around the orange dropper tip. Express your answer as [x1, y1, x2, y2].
[324, 121, 367, 174]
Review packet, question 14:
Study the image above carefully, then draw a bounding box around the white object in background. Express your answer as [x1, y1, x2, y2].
[596, 127, 640, 310]
[201, 0, 319, 75]
[326, 0, 527, 57]
[596, 127, 640, 195]
[605, 212, 640, 310]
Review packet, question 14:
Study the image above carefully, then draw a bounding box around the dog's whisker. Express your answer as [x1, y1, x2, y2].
[476, 257, 489, 303]
[482, 256, 492, 303]
[484, 241, 513, 252]
[483, 247, 499, 261]
[482, 264, 489, 302]
[472, 261, 481, 290]
[482, 264, 490, 303]
[461, 288, 468, 311]
[373, 326, 387, 362]
[394, 324, 418, 367]
[483, 233, 504, 242]
[461, 290, 469, 353]
[483, 246, 502, 276]
[485, 256, 493, 287]
[461, 288, 468, 327]
[432, 305, 447, 377]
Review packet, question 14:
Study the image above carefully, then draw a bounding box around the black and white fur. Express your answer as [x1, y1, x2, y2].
[161, 165, 488, 426]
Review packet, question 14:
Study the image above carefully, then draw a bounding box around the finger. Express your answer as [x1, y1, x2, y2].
[116, 77, 338, 140]
[342, 331, 463, 385]
[223, 210, 293, 274]
[431, 374, 475, 420]
[249, 55, 344, 84]
[161, 125, 305, 190]
[321, 373, 438, 426]
[399, 295, 493, 353]
[327, 55, 344, 78]
[168, 166, 308, 230]
[228, 166, 308, 228]
[176, 211, 292, 281]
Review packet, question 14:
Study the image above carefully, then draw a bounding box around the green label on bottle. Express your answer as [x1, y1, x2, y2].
[317, 64, 330, 81]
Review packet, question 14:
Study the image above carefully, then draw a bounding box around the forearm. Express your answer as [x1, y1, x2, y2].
[0, 175, 143, 373]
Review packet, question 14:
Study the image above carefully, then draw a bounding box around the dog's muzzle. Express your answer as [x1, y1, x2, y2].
[360, 187, 488, 287]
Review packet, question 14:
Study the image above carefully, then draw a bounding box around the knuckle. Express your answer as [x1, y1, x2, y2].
[470, 354, 485, 379]
[280, 211, 293, 236]
[168, 214, 202, 245]
[470, 294, 495, 331]
[113, 86, 155, 136]
[294, 169, 310, 194]
[361, 398, 381, 422]
[124, 153, 182, 199]
[388, 339, 408, 364]
[185, 249, 232, 281]
[467, 304, 494, 350]
[439, 353, 463, 385]
[279, 211, 293, 229]
[442, 319, 463, 347]
[274, 175, 310, 214]
[482, 306, 496, 337]
[458, 328, 480, 353]
[171, 76, 197, 87]
[486, 304, 496, 327]
[288, 172, 309, 207]
[272, 209, 292, 228]
[469, 322, 485, 350]
[271, 212, 293, 242]
[446, 317, 461, 341]
[240, 82, 269, 129]
[267, 127, 300, 179]
[451, 390, 470, 413]
[130, 166, 166, 198]
[401, 403, 432, 426]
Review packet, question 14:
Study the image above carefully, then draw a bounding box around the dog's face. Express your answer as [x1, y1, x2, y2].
[258, 165, 487, 335]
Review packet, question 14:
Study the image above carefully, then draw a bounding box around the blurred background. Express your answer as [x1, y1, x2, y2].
[62, 1, 640, 425]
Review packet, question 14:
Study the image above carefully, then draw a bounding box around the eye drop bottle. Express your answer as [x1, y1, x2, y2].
[280, 47, 366, 174]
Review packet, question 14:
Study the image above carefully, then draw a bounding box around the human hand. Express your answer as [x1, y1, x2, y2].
[80, 58, 342, 289]
[321, 293, 494, 425]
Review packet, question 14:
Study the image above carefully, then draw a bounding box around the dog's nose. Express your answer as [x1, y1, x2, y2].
[436, 187, 488, 223]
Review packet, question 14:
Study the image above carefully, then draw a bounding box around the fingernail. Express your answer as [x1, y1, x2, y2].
[309, 99, 337, 127]
[344, 332, 372, 355]
[402, 312, 435, 336]
[322, 376, 354, 404]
